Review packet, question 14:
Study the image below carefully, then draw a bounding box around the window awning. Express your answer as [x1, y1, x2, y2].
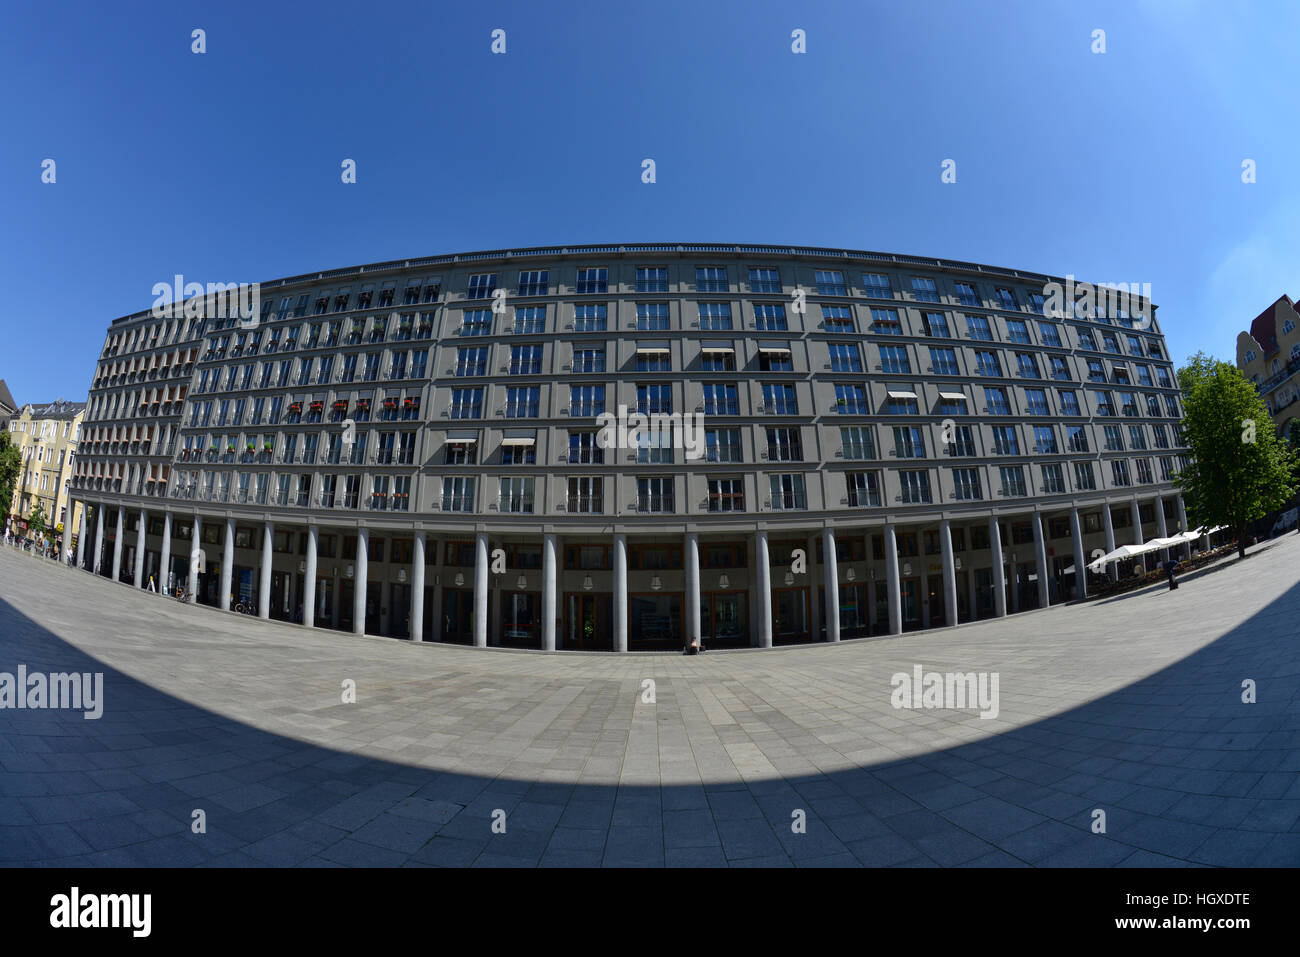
[887, 390, 918, 399]
[445, 436, 479, 445]
[701, 345, 734, 353]
[758, 346, 791, 353]
[636, 347, 670, 354]
[500, 437, 535, 446]
[939, 391, 967, 401]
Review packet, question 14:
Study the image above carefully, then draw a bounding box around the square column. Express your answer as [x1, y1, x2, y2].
[1032, 510, 1050, 609]
[884, 523, 902, 635]
[303, 525, 318, 628]
[159, 511, 172, 594]
[753, 530, 772, 647]
[822, 528, 840, 642]
[134, 508, 147, 588]
[111, 507, 124, 582]
[684, 532, 700, 648]
[541, 533, 557, 650]
[354, 527, 369, 636]
[189, 514, 200, 604]
[1070, 507, 1087, 600]
[473, 531, 488, 647]
[259, 520, 273, 619]
[220, 518, 234, 611]
[411, 530, 426, 641]
[614, 533, 628, 652]
[940, 519, 958, 627]
[989, 516, 1007, 618]
[1102, 505, 1118, 580]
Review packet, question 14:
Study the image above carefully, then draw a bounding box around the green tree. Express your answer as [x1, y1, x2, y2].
[27, 501, 47, 541]
[0, 432, 20, 520]
[1175, 351, 1299, 558]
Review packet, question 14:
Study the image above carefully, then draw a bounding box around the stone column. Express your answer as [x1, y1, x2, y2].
[1130, 498, 1143, 547]
[354, 527, 369, 636]
[754, 530, 773, 647]
[1102, 505, 1117, 580]
[134, 508, 147, 588]
[111, 507, 124, 583]
[189, 513, 200, 604]
[77, 505, 89, 569]
[1154, 495, 1169, 564]
[1070, 507, 1087, 600]
[1176, 493, 1191, 559]
[259, 520, 273, 619]
[613, 533, 628, 652]
[990, 516, 1007, 618]
[411, 530, 426, 641]
[94, 504, 104, 574]
[684, 531, 700, 647]
[542, 533, 557, 651]
[822, 528, 840, 642]
[159, 511, 172, 594]
[473, 531, 488, 647]
[303, 524, 318, 628]
[220, 517, 234, 611]
[884, 523, 902, 635]
[1032, 510, 1049, 609]
[940, 519, 958, 627]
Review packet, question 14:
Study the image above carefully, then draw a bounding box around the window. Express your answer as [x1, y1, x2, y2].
[974, 350, 1001, 377]
[899, 470, 932, 504]
[1159, 456, 1175, 481]
[991, 425, 1019, 455]
[505, 386, 539, 417]
[999, 466, 1027, 497]
[705, 428, 743, 463]
[769, 474, 807, 509]
[461, 309, 492, 336]
[707, 478, 745, 512]
[953, 282, 979, 306]
[995, 287, 1019, 311]
[1128, 425, 1147, 450]
[1015, 352, 1041, 378]
[636, 384, 672, 415]
[885, 393, 918, 415]
[1119, 391, 1140, 416]
[879, 345, 910, 374]
[573, 303, 607, 332]
[516, 270, 549, 296]
[762, 383, 798, 415]
[952, 468, 982, 500]
[1074, 461, 1096, 490]
[1135, 364, 1153, 386]
[748, 267, 781, 294]
[568, 431, 603, 464]
[1164, 394, 1179, 417]
[636, 348, 670, 372]
[893, 426, 925, 459]
[695, 266, 728, 292]
[754, 303, 788, 331]
[514, 306, 545, 334]
[1050, 356, 1071, 380]
[503, 438, 537, 466]
[829, 343, 862, 372]
[815, 270, 846, 295]
[456, 347, 488, 377]
[442, 476, 475, 512]
[1103, 425, 1124, 451]
[499, 477, 534, 513]
[766, 427, 803, 461]
[922, 312, 950, 337]
[1093, 390, 1114, 416]
[1024, 389, 1050, 416]
[1135, 458, 1154, 484]
[1152, 424, 1170, 448]
[911, 277, 939, 302]
[1102, 333, 1121, 354]
[510, 344, 543, 375]
[1057, 390, 1081, 416]
[1032, 425, 1058, 454]
[450, 387, 483, 419]
[466, 273, 497, 300]
[841, 426, 875, 460]
[966, 314, 993, 340]
[869, 308, 902, 335]
[1111, 459, 1131, 486]
[1006, 319, 1031, 344]
[947, 425, 977, 457]
[701, 348, 735, 372]
[834, 384, 868, 413]
[572, 347, 605, 373]
[1027, 292, 1046, 315]
[847, 471, 881, 507]
[930, 346, 960, 375]
[575, 267, 607, 294]
[1066, 425, 1089, 453]
[702, 383, 739, 415]
[637, 476, 675, 513]
[570, 385, 604, 416]
[984, 387, 1011, 415]
[636, 266, 668, 293]
[567, 477, 603, 513]
[1042, 464, 1066, 494]
[444, 438, 477, 465]
[636, 303, 669, 331]
[822, 305, 855, 332]
[862, 273, 893, 299]
[697, 302, 732, 330]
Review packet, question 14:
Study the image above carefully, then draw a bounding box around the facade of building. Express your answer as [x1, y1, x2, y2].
[7, 399, 86, 543]
[70, 243, 1191, 650]
[1236, 294, 1300, 440]
[0, 379, 17, 430]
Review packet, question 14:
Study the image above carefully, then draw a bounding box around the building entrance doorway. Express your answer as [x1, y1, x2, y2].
[564, 592, 612, 650]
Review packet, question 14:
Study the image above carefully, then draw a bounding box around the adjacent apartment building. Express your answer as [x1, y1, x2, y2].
[1236, 294, 1300, 440]
[69, 243, 1192, 650]
[6, 398, 86, 542]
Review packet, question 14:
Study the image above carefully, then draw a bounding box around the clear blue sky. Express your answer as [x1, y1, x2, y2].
[2, 0, 1296, 403]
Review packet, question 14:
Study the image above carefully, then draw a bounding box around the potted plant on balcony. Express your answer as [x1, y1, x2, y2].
[263, 441, 274, 453]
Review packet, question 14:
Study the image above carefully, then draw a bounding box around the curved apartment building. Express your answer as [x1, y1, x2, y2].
[70, 243, 1191, 651]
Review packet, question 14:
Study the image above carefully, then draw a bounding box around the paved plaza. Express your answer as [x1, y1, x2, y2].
[1, 537, 1298, 867]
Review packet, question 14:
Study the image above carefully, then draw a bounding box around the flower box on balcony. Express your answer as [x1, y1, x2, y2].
[332, 401, 348, 412]
[263, 442, 273, 452]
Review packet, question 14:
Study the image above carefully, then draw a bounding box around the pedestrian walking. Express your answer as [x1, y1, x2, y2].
[1162, 558, 1180, 590]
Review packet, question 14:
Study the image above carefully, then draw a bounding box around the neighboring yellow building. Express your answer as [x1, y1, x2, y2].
[6, 399, 87, 546]
[1236, 295, 1300, 440]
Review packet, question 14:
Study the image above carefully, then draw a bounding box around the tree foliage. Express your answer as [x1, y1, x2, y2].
[1175, 351, 1298, 557]
[0, 432, 20, 518]
[27, 501, 47, 540]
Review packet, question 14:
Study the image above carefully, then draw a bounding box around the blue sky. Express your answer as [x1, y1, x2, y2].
[2, 0, 1296, 403]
